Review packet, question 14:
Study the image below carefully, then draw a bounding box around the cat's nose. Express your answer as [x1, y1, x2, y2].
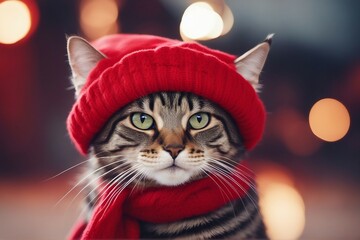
[163, 144, 185, 159]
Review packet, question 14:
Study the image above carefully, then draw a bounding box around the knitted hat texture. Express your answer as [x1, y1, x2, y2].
[67, 34, 266, 155]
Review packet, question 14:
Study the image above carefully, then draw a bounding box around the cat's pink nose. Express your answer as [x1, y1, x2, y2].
[164, 144, 184, 159]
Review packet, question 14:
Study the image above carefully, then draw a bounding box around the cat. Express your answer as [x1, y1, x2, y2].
[66, 34, 272, 239]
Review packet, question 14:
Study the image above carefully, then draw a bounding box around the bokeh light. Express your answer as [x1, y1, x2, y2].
[309, 98, 350, 142]
[80, 0, 119, 40]
[220, 3, 234, 35]
[260, 182, 305, 240]
[0, 0, 32, 44]
[180, 2, 223, 41]
[256, 163, 305, 240]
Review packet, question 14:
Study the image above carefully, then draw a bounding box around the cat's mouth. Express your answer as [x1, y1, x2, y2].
[164, 164, 185, 171]
[152, 163, 192, 186]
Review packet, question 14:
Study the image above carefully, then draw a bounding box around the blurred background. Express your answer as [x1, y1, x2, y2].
[0, 0, 359, 239]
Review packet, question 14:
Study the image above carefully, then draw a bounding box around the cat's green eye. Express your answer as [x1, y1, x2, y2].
[189, 112, 210, 130]
[131, 113, 154, 130]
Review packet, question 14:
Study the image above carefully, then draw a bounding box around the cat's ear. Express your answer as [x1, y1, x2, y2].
[67, 36, 106, 97]
[234, 34, 274, 92]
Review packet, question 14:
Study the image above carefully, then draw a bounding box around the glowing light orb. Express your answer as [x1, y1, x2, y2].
[256, 164, 306, 240]
[259, 182, 306, 240]
[220, 3, 234, 35]
[180, 2, 223, 41]
[309, 98, 350, 142]
[80, 0, 119, 40]
[0, 0, 32, 44]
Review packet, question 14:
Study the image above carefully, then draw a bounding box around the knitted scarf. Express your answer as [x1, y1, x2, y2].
[69, 163, 253, 240]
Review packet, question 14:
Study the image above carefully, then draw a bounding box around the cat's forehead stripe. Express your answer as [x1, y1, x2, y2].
[143, 93, 215, 131]
[153, 94, 184, 130]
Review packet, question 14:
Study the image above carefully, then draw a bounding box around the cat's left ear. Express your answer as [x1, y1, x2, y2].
[235, 34, 274, 92]
[67, 36, 106, 97]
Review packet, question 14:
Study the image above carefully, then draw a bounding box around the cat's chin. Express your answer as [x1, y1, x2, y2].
[150, 167, 193, 186]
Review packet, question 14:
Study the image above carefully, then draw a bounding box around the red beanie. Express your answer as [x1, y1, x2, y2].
[67, 34, 266, 155]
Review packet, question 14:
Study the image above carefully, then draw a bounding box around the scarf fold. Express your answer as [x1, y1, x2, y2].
[69, 164, 254, 240]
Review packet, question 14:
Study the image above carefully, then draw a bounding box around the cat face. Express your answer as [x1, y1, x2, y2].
[91, 92, 244, 186]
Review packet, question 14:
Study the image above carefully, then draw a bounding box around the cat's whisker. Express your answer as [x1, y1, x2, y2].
[212, 155, 239, 166]
[75, 168, 127, 221]
[54, 159, 126, 208]
[98, 164, 143, 212]
[102, 166, 139, 199]
[205, 165, 250, 217]
[217, 170, 256, 207]
[201, 167, 232, 204]
[84, 165, 128, 206]
[205, 162, 248, 198]
[43, 158, 93, 182]
[207, 160, 259, 212]
[89, 171, 129, 220]
[208, 160, 262, 228]
[208, 157, 256, 184]
[94, 167, 137, 211]
[43, 150, 121, 182]
[101, 169, 143, 218]
[212, 169, 261, 231]
[234, 169, 258, 190]
[201, 166, 237, 217]
[67, 162, 127, 210]
[208, 160, 258, 200]
[75, 167, 135, 221]
[208, 157, 258, 191]
[212, 172, 258, 216]
[215, 155, 255, 175]
[207, 159, 256, 191]
[129, 167, 147, 197]
[109, 165, 143, 199]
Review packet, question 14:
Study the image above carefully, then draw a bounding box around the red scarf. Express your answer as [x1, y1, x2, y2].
[69, 164, 253, 239]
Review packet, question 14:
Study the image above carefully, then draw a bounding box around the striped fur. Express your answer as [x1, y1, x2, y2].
[84, 92, 267, 239]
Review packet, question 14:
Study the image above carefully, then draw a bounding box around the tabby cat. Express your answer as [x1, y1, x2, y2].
[67, 34, 272, 239]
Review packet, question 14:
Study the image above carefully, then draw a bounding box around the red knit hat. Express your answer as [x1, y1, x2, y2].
[67, 34, 266, 155]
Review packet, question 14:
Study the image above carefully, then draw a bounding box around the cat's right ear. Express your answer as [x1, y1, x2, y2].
[67, 36, 106, 97]
[234, 34, 273, 92]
